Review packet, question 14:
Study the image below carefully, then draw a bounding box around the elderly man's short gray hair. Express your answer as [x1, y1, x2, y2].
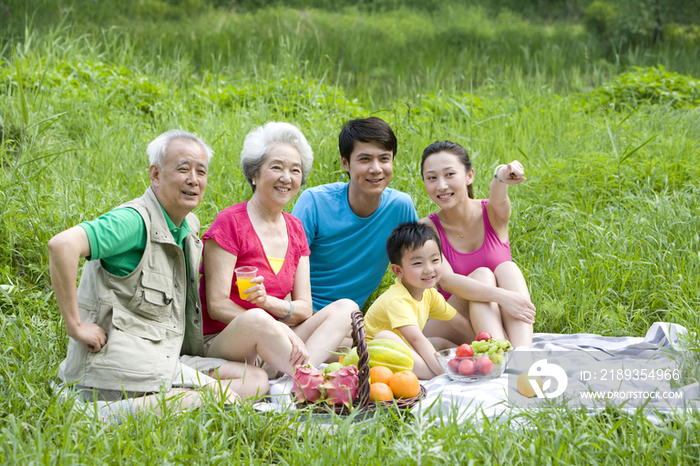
[146, 130, 214, 168]
[240, 122, 313, 192]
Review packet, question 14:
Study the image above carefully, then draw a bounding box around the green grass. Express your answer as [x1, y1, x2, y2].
[1, 3, 700, 464]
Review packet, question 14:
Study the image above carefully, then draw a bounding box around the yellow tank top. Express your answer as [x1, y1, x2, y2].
[268, 257, 284, 274]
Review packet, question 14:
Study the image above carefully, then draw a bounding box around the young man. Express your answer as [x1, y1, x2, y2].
[49, 130, 268, 421]
[363, 222, 472, 379]
[292, 117, 418, 311]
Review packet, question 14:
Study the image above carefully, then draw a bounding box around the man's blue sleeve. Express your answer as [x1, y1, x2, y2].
[400, 192, 419, 222]
[291, 189, 317, 246]
[409, 200, 419, 222]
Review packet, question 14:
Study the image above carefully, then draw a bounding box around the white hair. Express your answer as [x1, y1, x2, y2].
[240, 122, 314, 192]
[146, 130, 214, 168]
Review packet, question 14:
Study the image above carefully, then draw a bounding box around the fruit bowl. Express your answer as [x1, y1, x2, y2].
[435, 347, 512, 383]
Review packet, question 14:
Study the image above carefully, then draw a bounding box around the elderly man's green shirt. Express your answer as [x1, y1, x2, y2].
[79, 206, 191, 276]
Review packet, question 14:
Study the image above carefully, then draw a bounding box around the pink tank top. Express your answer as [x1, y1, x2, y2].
[430, 199, 511, 300]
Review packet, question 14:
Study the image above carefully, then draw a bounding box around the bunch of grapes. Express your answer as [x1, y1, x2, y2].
[471, 338, 512, 355]
[470, 338, 512, 364]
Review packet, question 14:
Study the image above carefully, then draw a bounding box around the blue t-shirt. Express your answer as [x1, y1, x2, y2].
[291, 182, 418, 310]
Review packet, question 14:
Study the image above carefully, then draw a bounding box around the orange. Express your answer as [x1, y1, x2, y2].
[370, 382, 394, 402]
[388, 371, 421, 399]
[369, 366, 393, 385]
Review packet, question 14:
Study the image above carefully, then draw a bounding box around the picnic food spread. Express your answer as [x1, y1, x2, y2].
[293, 310, 427, 413]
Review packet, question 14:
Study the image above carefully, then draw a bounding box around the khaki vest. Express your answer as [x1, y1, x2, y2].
[58, 187, 205, 393]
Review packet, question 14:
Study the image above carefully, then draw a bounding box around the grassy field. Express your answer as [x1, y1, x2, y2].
[1, 3, 700, 464]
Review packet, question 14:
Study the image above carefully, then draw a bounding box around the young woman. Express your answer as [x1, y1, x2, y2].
[419, 141, 535, 348]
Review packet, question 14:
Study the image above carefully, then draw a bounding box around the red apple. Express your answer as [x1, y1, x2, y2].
[475, 355, 494, 375]
[458, 358, 475, 376]
[447, 358, 460, 374]
[475, 331, 492, 342]
[455, 343, 474, 358]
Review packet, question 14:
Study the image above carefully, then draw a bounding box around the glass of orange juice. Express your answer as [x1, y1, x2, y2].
[234, 266, 258, 300]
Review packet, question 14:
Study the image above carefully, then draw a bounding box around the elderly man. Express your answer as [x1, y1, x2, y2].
[49, 130, 268, 420]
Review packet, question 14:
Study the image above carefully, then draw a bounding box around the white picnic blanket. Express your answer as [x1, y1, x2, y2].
[414, 322, 699, 424]
[262, 322, 698, 422]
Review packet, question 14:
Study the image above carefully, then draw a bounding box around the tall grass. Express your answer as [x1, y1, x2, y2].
[102, 5, 700, 103]
[5, 5, 700, 103]
[1, 5, 699, 464]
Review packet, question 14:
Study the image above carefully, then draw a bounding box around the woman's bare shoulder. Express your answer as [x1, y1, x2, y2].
[418, 215, 437, 230]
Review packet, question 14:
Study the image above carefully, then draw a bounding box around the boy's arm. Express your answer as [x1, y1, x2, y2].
[398, 325, 444, 377]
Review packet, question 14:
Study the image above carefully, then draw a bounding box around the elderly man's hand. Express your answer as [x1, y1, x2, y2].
[70, 322, 107, 352]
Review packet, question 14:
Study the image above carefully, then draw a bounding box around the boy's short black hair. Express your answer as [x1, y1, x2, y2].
[338, 116, 397, 163]
[386, 222, 442, 266]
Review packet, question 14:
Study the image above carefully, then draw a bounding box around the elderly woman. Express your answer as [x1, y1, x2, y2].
[198, 122, 356, 378]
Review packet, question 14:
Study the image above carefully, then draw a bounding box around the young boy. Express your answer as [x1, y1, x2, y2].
[363, 222, 474, 379]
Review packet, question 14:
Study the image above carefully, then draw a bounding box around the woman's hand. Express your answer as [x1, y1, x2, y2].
[245, 276, 271, 308]
[496, 289, 536, 324]
[281, 324, 309, 366]
[242, 275, 313, 323]
[498, 161, 526, 185]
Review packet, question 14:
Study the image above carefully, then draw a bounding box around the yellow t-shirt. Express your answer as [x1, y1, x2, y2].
[363, 278, 457, 348]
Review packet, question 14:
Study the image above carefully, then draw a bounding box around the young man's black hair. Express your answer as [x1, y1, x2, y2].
[338, 116, 397, 170]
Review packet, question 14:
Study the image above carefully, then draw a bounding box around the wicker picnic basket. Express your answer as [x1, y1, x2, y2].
[296, 309, 426, 415]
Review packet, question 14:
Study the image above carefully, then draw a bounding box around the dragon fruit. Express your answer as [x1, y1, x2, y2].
[291, 364, 325, 403]
[323, 364, 359, 408]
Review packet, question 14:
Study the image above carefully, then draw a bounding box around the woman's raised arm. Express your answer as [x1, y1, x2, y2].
[488, 160, 526, 228]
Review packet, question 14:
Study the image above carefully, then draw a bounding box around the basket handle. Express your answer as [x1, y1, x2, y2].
[351, 309, 371, 410]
